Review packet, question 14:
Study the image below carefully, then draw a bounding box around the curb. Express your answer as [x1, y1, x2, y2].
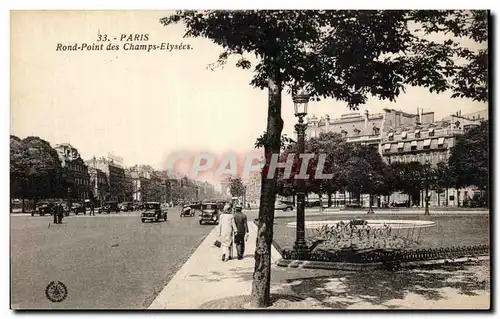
[252, 219, 283, 263]
[276, 255, 490, 271]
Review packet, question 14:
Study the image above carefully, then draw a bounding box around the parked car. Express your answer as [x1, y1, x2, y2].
[72, 202, 86, 215]
[305, 199, 321, 208]
[275, 200, 294, 211]
[199, 202, 220, 225]
[119, 202, 134, 212]
[390, 201, 409, 208]
[345, 202, 363, 209]
[141, 202, 167, 223]
[33, 201, 54, 216]
[98, 201, 119, 214]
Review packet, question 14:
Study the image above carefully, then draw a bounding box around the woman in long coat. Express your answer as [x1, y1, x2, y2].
[218, 205, 237, 261]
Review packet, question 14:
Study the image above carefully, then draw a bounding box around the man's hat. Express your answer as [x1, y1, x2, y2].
[235, 204, 243, 210]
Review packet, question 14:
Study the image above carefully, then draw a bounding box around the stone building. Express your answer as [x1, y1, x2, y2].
[304, 107, 486, 208]
[54, 143, 91, 201]
[88, 161, 109, 206]
[126, 166, 152, 202]
[86, 156, 127, 202]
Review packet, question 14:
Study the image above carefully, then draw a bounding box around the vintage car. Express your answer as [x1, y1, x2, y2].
[98, 201, 119, 214]
[199, 202, 220, 225]
[32, 201, 54, 216]
[275, 200, 294, 212]
[180, 203, 195, 217]
[141, 202, 167, 223]
[72, 202, 86, 215]
[119, 202, 134, 212]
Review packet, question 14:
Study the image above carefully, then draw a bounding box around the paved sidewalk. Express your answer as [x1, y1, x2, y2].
[148, 221, 281, 309]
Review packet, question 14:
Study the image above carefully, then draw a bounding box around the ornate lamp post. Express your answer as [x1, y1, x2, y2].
[293, 90, 310, 257]
[367, 173, 375, 214]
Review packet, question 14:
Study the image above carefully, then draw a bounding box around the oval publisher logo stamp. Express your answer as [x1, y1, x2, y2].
[45, 281, 68, 303]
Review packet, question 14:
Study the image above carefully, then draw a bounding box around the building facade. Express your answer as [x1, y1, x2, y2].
[305, 107, 486, 207]
[86, 156, 128, 202]
[54, 143, 91, 201]
[126, 167, 151, 202]
[89, 166, 109, 206]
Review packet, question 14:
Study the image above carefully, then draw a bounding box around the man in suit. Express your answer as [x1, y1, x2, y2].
[232, 204, 249, 260]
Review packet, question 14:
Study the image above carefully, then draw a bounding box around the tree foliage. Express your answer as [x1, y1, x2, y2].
[449, 121, 489, 190]
[10, 135, 65, 201]
[229, 177, 245, 197]
[162, 10, 487, 108]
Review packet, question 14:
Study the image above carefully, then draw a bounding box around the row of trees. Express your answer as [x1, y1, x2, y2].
[275, 121, 488, 207]
[10, 135, 71, 210]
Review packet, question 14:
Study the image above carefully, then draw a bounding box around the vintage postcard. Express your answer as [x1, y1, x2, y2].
[10, 10, 490, 310]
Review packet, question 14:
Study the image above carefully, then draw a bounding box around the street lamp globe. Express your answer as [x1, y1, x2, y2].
[293, 92, 310, 118]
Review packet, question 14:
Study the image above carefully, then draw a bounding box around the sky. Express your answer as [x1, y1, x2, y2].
[10, 10, 488, 182]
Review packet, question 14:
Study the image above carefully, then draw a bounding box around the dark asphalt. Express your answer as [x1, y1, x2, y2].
[10, 208, 213, 309]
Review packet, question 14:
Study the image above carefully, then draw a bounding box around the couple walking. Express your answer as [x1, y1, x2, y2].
[218, 203, 248, 262]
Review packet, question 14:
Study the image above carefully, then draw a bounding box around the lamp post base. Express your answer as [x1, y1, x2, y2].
[293, 241, 310, 259]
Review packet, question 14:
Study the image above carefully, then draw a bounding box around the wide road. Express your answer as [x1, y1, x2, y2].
[10, 207, 213, 309]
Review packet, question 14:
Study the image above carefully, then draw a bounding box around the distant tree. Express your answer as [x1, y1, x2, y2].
[431, 161, 452, 206]
[162, 10, 487, 307]
[344, 144, 387, 202]
[449, 121, 489, 192]
[10, 136, 65, 207]
[391, 161, 425, 206]
[229, 177, 245, 198]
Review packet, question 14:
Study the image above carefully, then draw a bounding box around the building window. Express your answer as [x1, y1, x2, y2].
[429, 128, 435, 137]
[423, 139, 431, 148]
[354, 128, 361, 136]
[437, 137, 445, 148]
[341, 130, 348, 137]
[414, 130, 421, 138]
[384, 143, 391, 152]
[410, 140, 418, 150]
[401, 131, 408, 140]
[373, 127, 380, 135]
[388, 132, 394, 141]
[397, 142, 404, 150]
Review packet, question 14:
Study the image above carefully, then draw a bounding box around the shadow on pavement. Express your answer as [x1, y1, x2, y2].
[272, 262, 489, 309]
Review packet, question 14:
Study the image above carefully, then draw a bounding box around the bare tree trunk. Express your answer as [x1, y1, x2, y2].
[250, 63, 282, 308]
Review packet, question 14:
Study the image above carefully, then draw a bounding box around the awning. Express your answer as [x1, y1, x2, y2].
[388, 132, 394, 137]
[397, 142, 404, 149]
[423, 139, 431, 147]
[384, 143, 391, 150]
[401, 132, 408, 138]
[438, 137, 445, 145]
[429, 128, 434, 133]
[414, 129, 420, 134]
[411, 141, 418, 147]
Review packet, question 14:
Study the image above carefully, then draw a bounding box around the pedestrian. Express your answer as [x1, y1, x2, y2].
[90, 202, 95, 216]
[53, 203, 59, 224]
[57, 203, 64, 224]
[232, 204, 249, 260]
[218, 204, 236, 262]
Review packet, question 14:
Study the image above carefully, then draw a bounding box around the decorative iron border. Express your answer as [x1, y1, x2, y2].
[281, 245, 490, 264]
